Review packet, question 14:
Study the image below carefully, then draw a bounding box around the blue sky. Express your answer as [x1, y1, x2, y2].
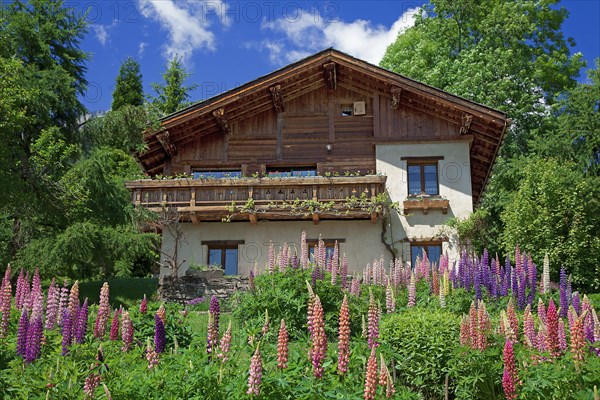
[76, 0, 600, 112]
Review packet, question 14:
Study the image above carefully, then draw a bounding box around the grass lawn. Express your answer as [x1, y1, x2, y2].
[79, 277, 158, 308]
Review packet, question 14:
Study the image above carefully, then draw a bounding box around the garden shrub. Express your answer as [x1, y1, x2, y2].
[449, 344, 503, 399]
[380, 308, 460, 399]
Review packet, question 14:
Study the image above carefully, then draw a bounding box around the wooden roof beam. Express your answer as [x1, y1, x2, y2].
[460, 113, 473, 135]
[269, 84, 284, 112]
[323, 62, 337, 90]
[156, 131, 178, 157]
[212, 108, 231, 135]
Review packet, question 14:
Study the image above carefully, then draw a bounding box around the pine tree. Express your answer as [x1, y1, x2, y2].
[150, 56, 198, 116]
[112, 57, 144, 111]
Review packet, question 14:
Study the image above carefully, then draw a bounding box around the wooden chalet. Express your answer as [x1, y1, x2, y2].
[126, 49, 509, 276]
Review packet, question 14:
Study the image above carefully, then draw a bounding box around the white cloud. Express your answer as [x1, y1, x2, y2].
[138, 42, 148, 59]
[138, 0, 229, 63]
[257, 7, 420, 65]
[91, 24, 109, 46]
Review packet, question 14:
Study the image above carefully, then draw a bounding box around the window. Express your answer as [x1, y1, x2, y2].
[266, 166, 317, 178]
[307, 239, 344, 264]
[193, 170, 242, 179]
[341, 104, 353, 117]
[403, 157, 443, 196]
[411, 243, 442, 268]
[203, 240, 243, 275]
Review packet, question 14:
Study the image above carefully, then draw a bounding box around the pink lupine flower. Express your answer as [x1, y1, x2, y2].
[218, 320, 232, 362]
[94, 283, 110, 339]
[267, 241, 275, 273]
[310, 295, 327, 378]
[57, 281, 69, 326]
[140, 294, 148, 314]
[279, 242, 289, 271]
[83, 372, 102, 399]
[567, 306, 576, 332]
[109, 308, 121, 341]
[469, 301, 478, 346]
[0, 267, 12, 338]
[385, 279, 395, 314]
[546, 299, 561, 357]
[68, 281, 79, 320]
[541, 254, 550, 294]
[570, 311, 587, 367]
[207, 296, 220, 356]
[300, 231, 308, 269]
[536, 324, 547, 352]
[537, 298, 547, 325]
[146, 338, 159, 369]
[502, 340, 519, 400]
[337, 295, 350, 375]
[476, 300, 491, 350]
[367, 289, 379, 349]
[247, 345, 263, 396]
[523, 305, 537, 348]
[350, 275, 361, 297]
[156, 303, 166, 324]
[582, 295, 595, 343]
[407, 273, 416, 307]
[380, 354, 395, 398]
[120, 311, 133, 351]
[306, 280, 315, 335]
[506, 299, 519, 343]
[277, 319, 289, 369]
[363, 347, 378, 400]
[45, 279, 59, 330]
[15, 269, 25, 309]
[432, 269, 440, 296]
[558, 318, 567, 351]
[378, 354, 387, 387]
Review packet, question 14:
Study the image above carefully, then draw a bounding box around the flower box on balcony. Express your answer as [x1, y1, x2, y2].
[403, 196, 449, 215]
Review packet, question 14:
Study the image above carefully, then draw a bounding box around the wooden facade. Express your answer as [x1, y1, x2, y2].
[129, 49, 509, 223]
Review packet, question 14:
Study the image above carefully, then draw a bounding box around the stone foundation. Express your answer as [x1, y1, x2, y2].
[158, 269, 249, 303]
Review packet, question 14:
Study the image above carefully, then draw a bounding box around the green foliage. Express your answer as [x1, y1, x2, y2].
[78, 278, 158, 308]
[150, 56, 198, 116]
[445, 208, 501, 256]
[450, 345, 503, 399]
[112, 57, 144, 111]
[501, 158, 600, 291]
[380, 308, 460, 399]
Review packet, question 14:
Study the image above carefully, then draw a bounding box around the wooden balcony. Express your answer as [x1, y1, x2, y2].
[403, 197, 449, 215]
[125, 175, 388, 224]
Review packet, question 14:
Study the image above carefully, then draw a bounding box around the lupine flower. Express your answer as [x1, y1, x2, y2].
[341, 256, 348, 289]
[74, 299, 89, 344]
[57, 281, 69, 326]
[476, 300, 491, 350]
[120, 311, 133, 352]
[247, 345, 262, 396]
[140, 294, 148, 314]
[61, 308, 74, 355]
[292, 253, 299, 269]
[337, 295, 350, 375]
[582, 295, 595, 344]
[523, 305, 537, 348]
[68, 281, 79, 320]
[0, 269, 12, 338]
[379, 354, 395, 398]
[277, 319, 288, 369]
[83, 372, 102, 399]
[367, 289, 379, 349]
[15, 269, 25, 309]
[154, 313, 166, 353]
[507, 299, 519, 343]
[459, 315, 470, 346]
[558, 318, 568, 351]
[350, 275, 361, 297]
[572, 292, 581, 316]
[93, 283, 110, 339]
[469, 301, 478, 345]
[146, 338, 159, 369]
[559, 268, 568, 318]
[156, 303, 166, 324]
[267, 241, 275, 273]
[571, 310, 587, 367]
[109, 308, 121, 341]
[248, 270, 255, 291]
[300, 231, 308, 269]
[207, 296, 220, 356]
[385, 280, 395, 314]
[439, 280, 446, 308]
[363, 347, 378, 400]
[537, 298, 547, 325]
[502, 340, 519, 400]
[45, 279, 59, 330]
[310, 295, 327, 378]
[25, 314, 43, 363]
[546, 299, 561, 357]
[261, 309, 269, 336]
[541, 254, 550, 294]
[16, 310, 29, 357]
[331, 242, 339, 285]
[217, 319, 233, 362]
[407, 273, 416, 307]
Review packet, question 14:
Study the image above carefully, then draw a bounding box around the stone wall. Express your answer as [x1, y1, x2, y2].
[158, 269, 249, 303]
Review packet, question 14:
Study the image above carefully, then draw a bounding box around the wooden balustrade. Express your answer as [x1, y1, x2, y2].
[126, 175, 387, 224]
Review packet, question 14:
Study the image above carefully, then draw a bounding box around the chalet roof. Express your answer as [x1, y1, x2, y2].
[137, 48, 509, 204]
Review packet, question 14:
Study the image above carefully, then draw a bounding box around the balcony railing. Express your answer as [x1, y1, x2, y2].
[125, 175, 388, 224]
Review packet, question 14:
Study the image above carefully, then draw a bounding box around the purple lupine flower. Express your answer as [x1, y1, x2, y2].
[572, 292, 581, 316]
[511, 266, 519, 300]
[94, 283, 110, 339]
[474, 267, 482, 302]
[566, 276, 572, 309]
[311, 266, 319, 287]
[341, 256, 348, 289]
[121, 311, 134, 351]
[61, 308, 74, 355]
[291, 253, 299, 269]
[207, 296, 220, 356]
[154, 313, 166, 353]
[16, 310, 29, 357]
[109, 308, 121, 341]
[45, 279, 60, 330]
[25, 315, 43, 363]
[527, 262, 537, 306]
[517, 273, 526, 310]
[559, 268, 568, 318]
[74, 298, 89, 344]
[501, 257, 511, 297]
[558, 318, 568, 351]
[248, 270, 256, 291]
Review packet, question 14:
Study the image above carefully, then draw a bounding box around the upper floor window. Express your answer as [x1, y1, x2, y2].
[403, 157, 443, 196]
[267, 166, 317, 178]
[193, 170, 242, 179]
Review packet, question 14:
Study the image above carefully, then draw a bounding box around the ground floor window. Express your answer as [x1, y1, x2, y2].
[410, 243, 442, 268]
[307, 239, 344, 264]
[203, 240, 244, 275]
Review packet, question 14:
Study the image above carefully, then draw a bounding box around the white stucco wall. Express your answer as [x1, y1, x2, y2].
[160, 220, 389, 277]
[375, 141, 473, 265]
